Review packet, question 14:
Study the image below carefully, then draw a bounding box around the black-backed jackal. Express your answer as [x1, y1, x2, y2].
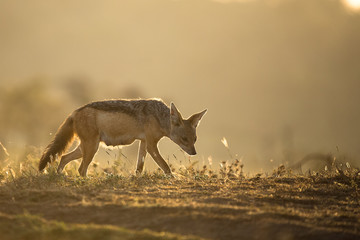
[39, 99, 207, 177]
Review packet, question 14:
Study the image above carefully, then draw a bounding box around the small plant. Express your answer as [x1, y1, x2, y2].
[272, 164, 286, 177]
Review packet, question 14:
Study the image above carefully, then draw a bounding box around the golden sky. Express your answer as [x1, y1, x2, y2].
[0, 0, 359, 171]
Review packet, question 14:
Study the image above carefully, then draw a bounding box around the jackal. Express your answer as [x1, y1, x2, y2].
[39, 99, 207, 177]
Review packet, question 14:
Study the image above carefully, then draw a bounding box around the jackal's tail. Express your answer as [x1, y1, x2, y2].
[39, 116, 75, 171]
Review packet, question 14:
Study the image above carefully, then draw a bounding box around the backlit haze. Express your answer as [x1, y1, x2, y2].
[0, 0, 359, 173]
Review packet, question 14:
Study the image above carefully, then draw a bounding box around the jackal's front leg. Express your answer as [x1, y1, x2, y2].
[136, 140, 147, 175]
[147, 143, 171, 175]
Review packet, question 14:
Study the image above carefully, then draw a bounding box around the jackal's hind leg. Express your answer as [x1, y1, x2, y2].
[57, 145, 82, 173]
[136, 140, 147, 175]
[78, 140, 99, 177]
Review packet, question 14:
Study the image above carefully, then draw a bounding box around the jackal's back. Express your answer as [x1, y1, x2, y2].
[78, 99, 170, 128]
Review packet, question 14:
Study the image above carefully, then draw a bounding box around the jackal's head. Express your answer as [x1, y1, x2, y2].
[169, 103, 207, 155]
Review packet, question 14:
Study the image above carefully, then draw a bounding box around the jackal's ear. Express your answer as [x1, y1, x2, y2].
[189, 109, 207, 128]
[170, 102, 183, 126]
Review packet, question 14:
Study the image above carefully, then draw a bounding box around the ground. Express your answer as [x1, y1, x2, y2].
[0, 162, 359, 240]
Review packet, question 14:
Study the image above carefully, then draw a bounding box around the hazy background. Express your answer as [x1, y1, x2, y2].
[0, 0, 359, 173]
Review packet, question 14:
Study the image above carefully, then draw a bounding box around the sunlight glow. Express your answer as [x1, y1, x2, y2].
[343, 0, 360, 10]
[213, 0, 360, 12]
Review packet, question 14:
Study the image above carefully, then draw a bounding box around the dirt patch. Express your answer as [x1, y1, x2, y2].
[0, 174, 359, 240]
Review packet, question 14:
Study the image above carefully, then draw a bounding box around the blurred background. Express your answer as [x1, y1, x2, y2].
[0, 0, 359, 173]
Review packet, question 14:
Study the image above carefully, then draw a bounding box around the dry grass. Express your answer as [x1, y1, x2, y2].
[0, 149, 359, 240]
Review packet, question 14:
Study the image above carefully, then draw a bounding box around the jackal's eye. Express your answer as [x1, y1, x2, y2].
[181, 137, 188, 143]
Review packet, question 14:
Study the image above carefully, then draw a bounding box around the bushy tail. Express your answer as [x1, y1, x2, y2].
[39, 116, 75, 171]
